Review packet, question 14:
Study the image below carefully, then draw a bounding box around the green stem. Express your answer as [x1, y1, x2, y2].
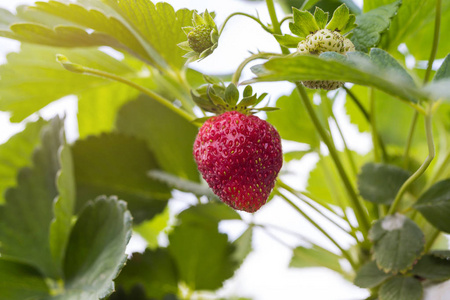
[232, 52, 281, 84]
[369, 88, 381, 162]
[277, 191, 358, 270]
[388, 106, 435, 215]
[253, 223, 316, 244]
[57, 55, 195, 122]
[429, 150, 450, 184]
[424, 228, 441, 252]
[266, 0, 290, 54]
[296, 82, 371, 235]
[323, 94, 358, 177]
[219, 12, 271, 35]
[280, 15, 293, 26]
[424, 0, 442, 83]
[276, 184, 357, 240]
[344, 86, 388, 161]
[403, 111, 419, 169]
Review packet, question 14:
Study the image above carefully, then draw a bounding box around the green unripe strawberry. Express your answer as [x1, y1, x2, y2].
[188, 24, 214, 54]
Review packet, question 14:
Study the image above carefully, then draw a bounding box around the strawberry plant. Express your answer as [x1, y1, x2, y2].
[0, 0, 449, 299]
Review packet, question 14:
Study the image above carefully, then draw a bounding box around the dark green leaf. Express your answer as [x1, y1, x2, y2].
[354, 261, 392, 289]
[114, 249, 179, 299]
[116, 95, 200, 182]
[267, 89, 320, 148]
[414, 179, 450, 233]
[357, 163, 410, 205]
[63, 196, 132, 299]
[411, 254, 450, 281]
[379, 276, 423, 300]
[351, 0, 401, 52]
[72, 133, 170, 224]
[0, 118, 64, 278]
[369, 214, 425, 273]
[248, 48, 422, 103]
[0, 259, 49, 300]
[289, 245, 343, 274]
[434, 54, 450, 82]
[0, 119, 47, 204]
[168, 206, 238, 291]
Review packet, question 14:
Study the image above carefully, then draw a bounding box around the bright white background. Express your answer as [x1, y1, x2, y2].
[0, 1, 371, 299]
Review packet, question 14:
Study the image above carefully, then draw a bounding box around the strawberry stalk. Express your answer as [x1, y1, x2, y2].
[296, 82, 371, 236]
[265, 0, 290, 54]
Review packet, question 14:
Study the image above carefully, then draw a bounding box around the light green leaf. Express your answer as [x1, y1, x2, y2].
[354, 261, 392, 289]
[112, 249, 178, 299]
[0, 118, 47, 204]
[50, 141, 76, 274]
[289, 245, 343, 274]
[267, 89, 320, 148]
[284, 150, 313, 162]
[116, 95, 200, 182]
[0, 259, 49, 300]
[0, 118, 65, 278]
[62, 196, 132, 300]
[411, 254, 450, 281]
[134, 208, 170, 250]
[72, 133, 170, 224]
[369, 214, 425, 273]
[248, 48, 422, 103]
[414, 179, 450, 233]
[357, 163, 410, 205]
[168, 206, 238, 291]
[351, 0, 401, 52]
[326, 4, 350, 32]
[0, 44, 136, 122]
[379, 276, 423, 300]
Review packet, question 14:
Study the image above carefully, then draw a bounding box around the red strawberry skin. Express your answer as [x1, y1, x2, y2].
[193, 111, 283, 212]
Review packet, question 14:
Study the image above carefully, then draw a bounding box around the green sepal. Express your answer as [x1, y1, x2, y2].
[208, 86, 228, 107]
[243, 85, 253, 98]
[256, 92, 269, 105]
[342, 14, 357, 35]
[182, 26, 194, 36]
[190, 90, 221, 113]
[274, 34, 304, 48]
[314, 7, 329, 29]
[193, 11, 206, 26]
[239, 95, 258, 108]
[191, 117, 213, 126]
[177, 41, 192, 51]
[203, 75, 222, 85]
[211, 31, 219, 44]
[203, 10, 216, 28]
[291, 8, 320, 37]
[254, 107, 280, 112]
[326, 4, 351, 32]
[225, 83, 240, 106]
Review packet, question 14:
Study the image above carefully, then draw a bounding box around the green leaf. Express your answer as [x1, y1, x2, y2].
[357, 163, 410, 205]
[168, 206, 238, 291]
[379, 276, 423, 300]
[72, 133, 170, 224]
[116, 95, 200, 182]
[49, 142, 76, 274]
[0, 118, 47, 204]
[369, 214, 425, 273]
[284, 149, 313, 162]
[289, 245, 343, 274]
[113, 248, 179, 299]
[62, 196, 132, 300]
[411, 254, 450, 281]
[0, 117, 65, 278]
[267, 89, 320, 148]
[232, 227, 253, 264]
[434, 54, 450, 82]
[134, 208, 170, 250]
[291, 8, 319, 37]
[0, 259, 49, 300]
[414, 179, 450, 233]
[326, 4, 351, 32]
[351, 0, 401, 52]
[0, 44, 136, 122]
[354, 261, 392, 289]
[248, 48, 421, 103]
[177, 202, 242, 226]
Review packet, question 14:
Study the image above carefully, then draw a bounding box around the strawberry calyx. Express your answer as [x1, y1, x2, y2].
[191, 77, 278, 123]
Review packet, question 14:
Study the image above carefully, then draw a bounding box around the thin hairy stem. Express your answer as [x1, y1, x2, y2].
[266, 0, 290, 54]
[219, 12, 271, 35]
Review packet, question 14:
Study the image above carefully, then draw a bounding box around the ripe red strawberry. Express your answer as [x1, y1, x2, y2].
[193, 111, 283, 213]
